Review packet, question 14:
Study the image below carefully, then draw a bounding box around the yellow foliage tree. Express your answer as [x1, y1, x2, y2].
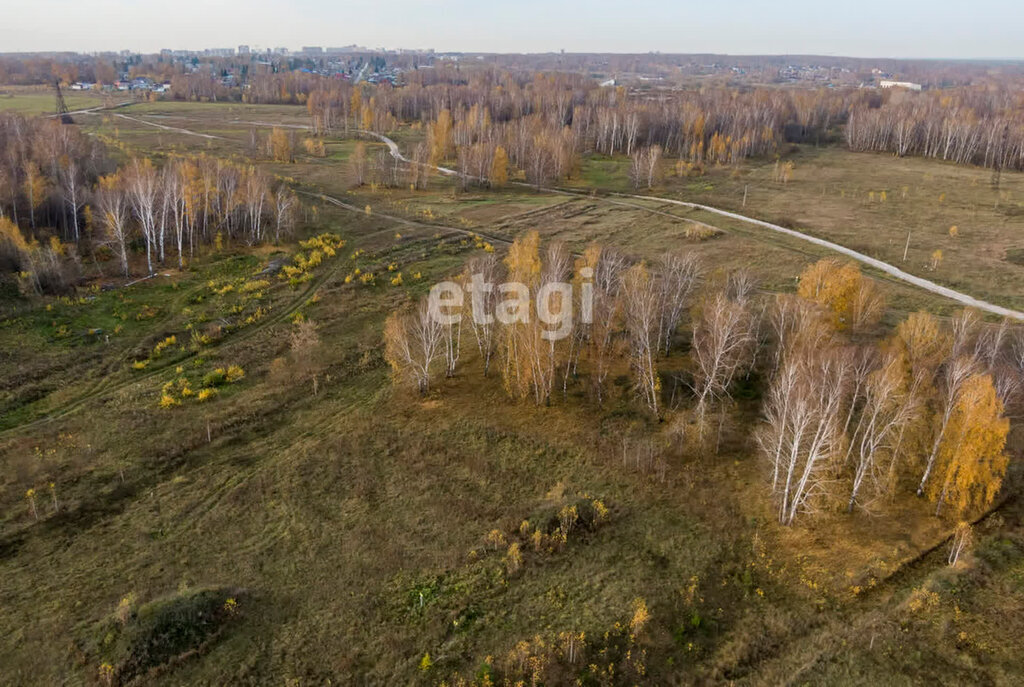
[890, 311, 950, 374]
[302, 137, 326, 157]
[490, 145, 510, 187]
[929, 373, 1009, 517]
[350, 87, 362, 123]
[797, 258, 883, 330]
[22, 161, 48, 229]
[0, 216, 30, 255]
[351, 141, 367, 185]
[773, 160, 794, 183]
[428, 109, 454, 165]
[884, 310, 953, 489]
[361, 97, 375, 131]
[269, 127, 293, 163]
[504, 230, 542, 286]
[500, 231, 542, 400]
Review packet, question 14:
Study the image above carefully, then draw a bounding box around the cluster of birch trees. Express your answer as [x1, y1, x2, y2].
[383, 231, 765, 444]
[310, 76, 836, 189]
[382, 231, 704, 403]
[95, 156, 298, 276]
[761, 270, 1018, 525]
[317, 79, 812, 190]
[0, 113, 300, 284]
[385, 241, 1020, 526]
[309, 69, 1024, 186]
[0, 113, 102, 243]
[846, 88, 1024, 171]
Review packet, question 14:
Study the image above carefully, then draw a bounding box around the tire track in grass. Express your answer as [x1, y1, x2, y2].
[300, 190, 516, 249]
[0, 253, 346, 438]
[90, 108, 1024, 676]
[362, 127, 1024, 322]
[79, 108, 1024, 320]
[746, 494, 1020, 684]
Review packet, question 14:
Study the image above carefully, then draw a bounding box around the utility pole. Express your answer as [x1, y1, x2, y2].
[54, 79, 73, 124]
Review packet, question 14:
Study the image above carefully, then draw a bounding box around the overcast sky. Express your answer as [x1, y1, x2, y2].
[3, 0, 1022, 59]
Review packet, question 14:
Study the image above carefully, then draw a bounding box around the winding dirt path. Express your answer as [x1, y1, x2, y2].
[361, 129, 1024, 322]
[111, 112, 225, 140]
[77, 108, 1024, 320]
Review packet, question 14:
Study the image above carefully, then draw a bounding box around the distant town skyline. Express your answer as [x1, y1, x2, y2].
[3, 0, 1023, 60]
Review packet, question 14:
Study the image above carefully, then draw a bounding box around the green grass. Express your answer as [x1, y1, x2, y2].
[86, 586, 243, 683]
[0, 86, 107, 115]
[573, 154, 634, 191]
[1, 101, 1022, 685]
[577, 144, 1024, 312]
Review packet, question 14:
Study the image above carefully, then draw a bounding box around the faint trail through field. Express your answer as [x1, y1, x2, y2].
[0, 252, 345, 438]
[49, 100, 132, 118]
[299, 190, 516, 250]
[77, 108, 1024, 320]
[362, 129, 1024, 321]
[111, 112, 224, 139]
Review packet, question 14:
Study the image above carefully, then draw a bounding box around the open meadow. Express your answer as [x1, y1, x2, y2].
[0, 85, 109, 115]
[1, 96, 1023, 686]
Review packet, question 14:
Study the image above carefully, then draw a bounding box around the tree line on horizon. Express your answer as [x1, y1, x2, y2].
[306, 70, 1024, 181]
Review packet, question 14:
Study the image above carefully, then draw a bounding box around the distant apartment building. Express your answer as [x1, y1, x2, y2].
[238, 45, 250, 55]
[879, 80, 922, 91]
[327, 45, 372, 53]
[301, 46, 324, 55]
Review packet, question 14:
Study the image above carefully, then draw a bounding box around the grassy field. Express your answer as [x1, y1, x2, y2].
[72, 100, 1024, 314]
[573, 145, 1024, 312]
[0, 85, 110, 115]
[1, 100, 1022, 685]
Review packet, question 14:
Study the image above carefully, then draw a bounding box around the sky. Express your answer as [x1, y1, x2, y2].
[2, 0, 1022, 60]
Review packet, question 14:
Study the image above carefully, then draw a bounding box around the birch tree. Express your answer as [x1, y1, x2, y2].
[58, 156, 85, 243]
[125, 158, 158, 274]
[845, 353, 920, 512]
[464, 253, 500, 376]
[948, 522, 973, 566]
[383, 300, 444, 394]
[655, 252, 702, 356]
[273, 183, 297, 243]
[500, 231, 541, 401]
[621, 262, 660, 414]
[767, 294, 831, 373]
[441, 283, 463, 378]
[918, 355, 978, 496]
[508, 241, 570, 405]
[797, 258, 883, 331]
[585, 246, 625, 403]
[759, 347, 849, 525]
[164, 161, 187, 268]
[243, 167, 268, 245]
[928, 373, 1009, 517]
[691, 289, 757, 449]
[96, 173, 131, 276]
